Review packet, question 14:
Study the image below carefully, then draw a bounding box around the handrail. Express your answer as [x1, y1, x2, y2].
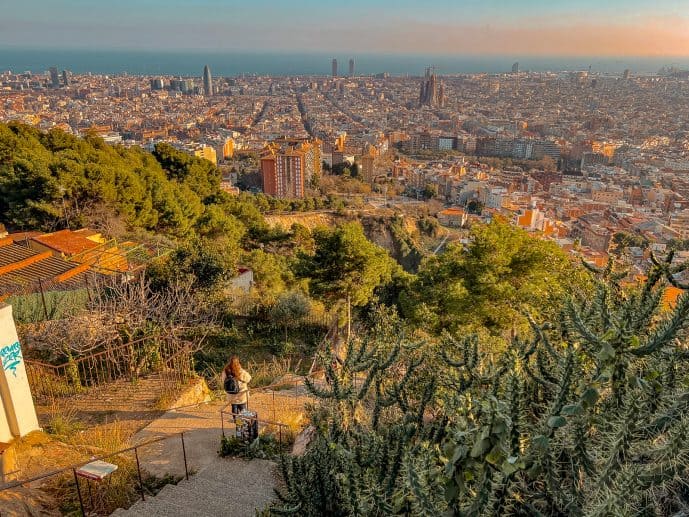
[249, 370, 323, 394]
[218, 373, 315, 417]
[0, 432, 183, 492]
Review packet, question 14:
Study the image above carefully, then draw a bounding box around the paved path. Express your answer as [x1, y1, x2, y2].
[112, 395, 293, 516]
[112, 457, 278, 517]
[133, 400, 226, 479]
[132, 388, 308, 479]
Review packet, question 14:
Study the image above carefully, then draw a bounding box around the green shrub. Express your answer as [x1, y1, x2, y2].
[219, 433, 287, 460]
[273, 256, 689, 516]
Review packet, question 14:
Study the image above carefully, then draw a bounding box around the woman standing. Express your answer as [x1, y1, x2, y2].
[221, 355, 252, 415]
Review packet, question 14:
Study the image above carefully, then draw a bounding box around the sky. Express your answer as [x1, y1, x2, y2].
[2, 0, 689, 56]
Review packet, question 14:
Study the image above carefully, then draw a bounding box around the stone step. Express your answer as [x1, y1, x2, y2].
[196, 458, 277, 486]
[107, 454, 277, 516]
[155, 482, 264, 516]
[125, 496, 209, 517]
[184, 476, 273, 511]
[177, 475, 263, 498]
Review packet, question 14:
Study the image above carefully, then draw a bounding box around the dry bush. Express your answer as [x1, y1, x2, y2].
[247, 357, 297, 387]
[44, 402, 83, 437]
[21, 276, 218, 361]
[67, 420, 131, 453]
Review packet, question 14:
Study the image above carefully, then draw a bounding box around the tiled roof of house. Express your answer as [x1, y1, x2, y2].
[0, 242, 98, 296]
[9, 231, 42, 244]
[31, 229, 100, 256]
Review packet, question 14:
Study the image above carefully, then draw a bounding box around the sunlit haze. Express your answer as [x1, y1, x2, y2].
[2, 0, 689, 56]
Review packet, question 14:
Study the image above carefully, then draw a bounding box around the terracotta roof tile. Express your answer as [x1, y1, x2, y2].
[32, 230, 100, 256]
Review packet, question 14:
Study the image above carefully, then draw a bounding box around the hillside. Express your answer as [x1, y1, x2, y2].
[265, 209, 427, 272]
[264, 211, 338, 230]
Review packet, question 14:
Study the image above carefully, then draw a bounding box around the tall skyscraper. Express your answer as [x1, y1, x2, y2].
[332, 59, 338, 77]
[150, 78, 165, 90]
[203, 65, 213, 96]
[61, 70, 70, 86]
[49, 67, 59, 88]
[511, 62, 520, 73]
[349, 58, 355, 77]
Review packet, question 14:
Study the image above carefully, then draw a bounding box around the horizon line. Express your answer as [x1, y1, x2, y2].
[2, 46, 689, 60]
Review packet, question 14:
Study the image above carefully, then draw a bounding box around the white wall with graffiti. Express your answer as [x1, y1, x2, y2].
[0, 304, 40, 443]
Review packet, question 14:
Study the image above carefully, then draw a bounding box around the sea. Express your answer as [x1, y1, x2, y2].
[1, 48, 688, 77]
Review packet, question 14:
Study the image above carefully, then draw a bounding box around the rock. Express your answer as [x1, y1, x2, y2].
[291, 425, 316, 456]
[169, 378, 212, 409]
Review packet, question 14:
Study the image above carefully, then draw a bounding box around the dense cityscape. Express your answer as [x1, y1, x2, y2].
[3, 1, 689, 515]
[3, 60, 689, 272]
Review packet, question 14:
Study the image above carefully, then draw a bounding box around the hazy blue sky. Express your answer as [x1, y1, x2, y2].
[2, 0, 689, 55]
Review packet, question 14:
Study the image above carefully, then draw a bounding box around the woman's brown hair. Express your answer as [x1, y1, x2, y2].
[225, 355, 242, 379]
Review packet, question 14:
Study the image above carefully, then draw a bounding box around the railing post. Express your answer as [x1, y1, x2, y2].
[221, 408, 225, 438]
[87, 478, 94, 513]
[38, 278, 49, 320]
[73, 468, 86, 517]
[134, 447, 145, 501]
[181, 433, 189, 480]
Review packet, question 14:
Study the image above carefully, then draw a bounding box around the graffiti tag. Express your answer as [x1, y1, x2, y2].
[0, 341, 22, 377]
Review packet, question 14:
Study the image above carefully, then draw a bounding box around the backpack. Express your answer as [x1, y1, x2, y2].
[224, 374, 240, 394]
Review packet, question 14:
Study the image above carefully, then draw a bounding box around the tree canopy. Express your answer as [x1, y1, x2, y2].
[401, 219, 588, 338]
[0, 123, 214, 235]
[298, 222, 399, 308]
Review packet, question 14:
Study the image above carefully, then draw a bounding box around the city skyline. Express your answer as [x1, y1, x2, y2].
[2, 0, 689, 57]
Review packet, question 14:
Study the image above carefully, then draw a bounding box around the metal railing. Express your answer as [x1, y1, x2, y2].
[0, 432, 190, 517]
[25, 336, 195, 404]
[219, 374, 318, 441]
[219, 407, 291, 444]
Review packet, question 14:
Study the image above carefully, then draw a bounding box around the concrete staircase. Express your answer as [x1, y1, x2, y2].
[112, 457, 278, 517]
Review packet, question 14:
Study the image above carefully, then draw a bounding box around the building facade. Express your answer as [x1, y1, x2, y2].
[261, 138, 322, 198]
[203, 65, 213, 96]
